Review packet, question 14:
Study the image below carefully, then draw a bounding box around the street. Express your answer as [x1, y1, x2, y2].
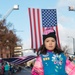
[14, 67, 31, 75]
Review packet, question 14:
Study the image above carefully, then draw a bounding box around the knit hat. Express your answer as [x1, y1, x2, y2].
[43, 27, 56, 42]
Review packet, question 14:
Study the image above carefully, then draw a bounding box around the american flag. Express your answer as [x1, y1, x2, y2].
[28, 8, 60, 51]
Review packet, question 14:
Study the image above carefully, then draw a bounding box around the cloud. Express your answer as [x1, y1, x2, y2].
[58, 16, 74, 24]
[57, 0, 75, 8]
[58, 15, 75, 37]
[58, 23, 75, 54]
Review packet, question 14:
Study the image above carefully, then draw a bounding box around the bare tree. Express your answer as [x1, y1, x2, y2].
[61, 45, 70, 54]
[0, 20, 22, 58]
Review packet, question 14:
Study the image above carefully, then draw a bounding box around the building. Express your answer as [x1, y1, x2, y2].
[0, 20, 22, 58]
[14, 46, 23, 57]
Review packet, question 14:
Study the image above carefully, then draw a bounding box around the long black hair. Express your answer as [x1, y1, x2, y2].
[37, 43, 63, 56]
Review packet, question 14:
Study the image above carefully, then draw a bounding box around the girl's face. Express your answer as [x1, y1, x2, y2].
[44, 37, 56, 51]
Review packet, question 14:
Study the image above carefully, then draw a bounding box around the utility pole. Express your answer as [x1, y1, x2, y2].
[68, 36, 75, 55]
[68, 6, 75, 55]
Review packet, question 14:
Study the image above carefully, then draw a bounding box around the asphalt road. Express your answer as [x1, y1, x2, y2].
[14, 68, 31, 75]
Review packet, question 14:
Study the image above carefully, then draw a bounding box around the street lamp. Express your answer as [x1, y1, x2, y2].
[68, 6, 75, 55]
[68, 36, 75, 55]
[2, 5, 19, 20]
[69, 6, 75, 11]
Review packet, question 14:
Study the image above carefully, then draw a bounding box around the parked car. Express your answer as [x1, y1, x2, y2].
[25, 58, 36, 69]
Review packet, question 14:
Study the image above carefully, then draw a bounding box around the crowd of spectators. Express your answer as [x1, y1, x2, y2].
[0, 61, 21, 75]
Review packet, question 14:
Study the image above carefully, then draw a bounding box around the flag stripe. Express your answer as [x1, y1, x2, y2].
[37, 9, 42, 47]
[56, 26, 61, 47]
[32, 8, 38, 50]
[28, 8, 33, 48]
[28, 8, 43, 50]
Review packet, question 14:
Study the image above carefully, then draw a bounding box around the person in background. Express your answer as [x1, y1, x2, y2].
[65, 53, 73, 61]
[73, 57, 75, 63]
[1, 63, 4, 75]
[31, 28, 75, 75]
[9, 64, 14, 75]
[4, 62, 10, 75]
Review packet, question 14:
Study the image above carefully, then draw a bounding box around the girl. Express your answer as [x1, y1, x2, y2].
[31, 28, 75, 75]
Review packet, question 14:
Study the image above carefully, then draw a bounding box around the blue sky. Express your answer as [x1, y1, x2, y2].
[0, 0, 75, 54]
